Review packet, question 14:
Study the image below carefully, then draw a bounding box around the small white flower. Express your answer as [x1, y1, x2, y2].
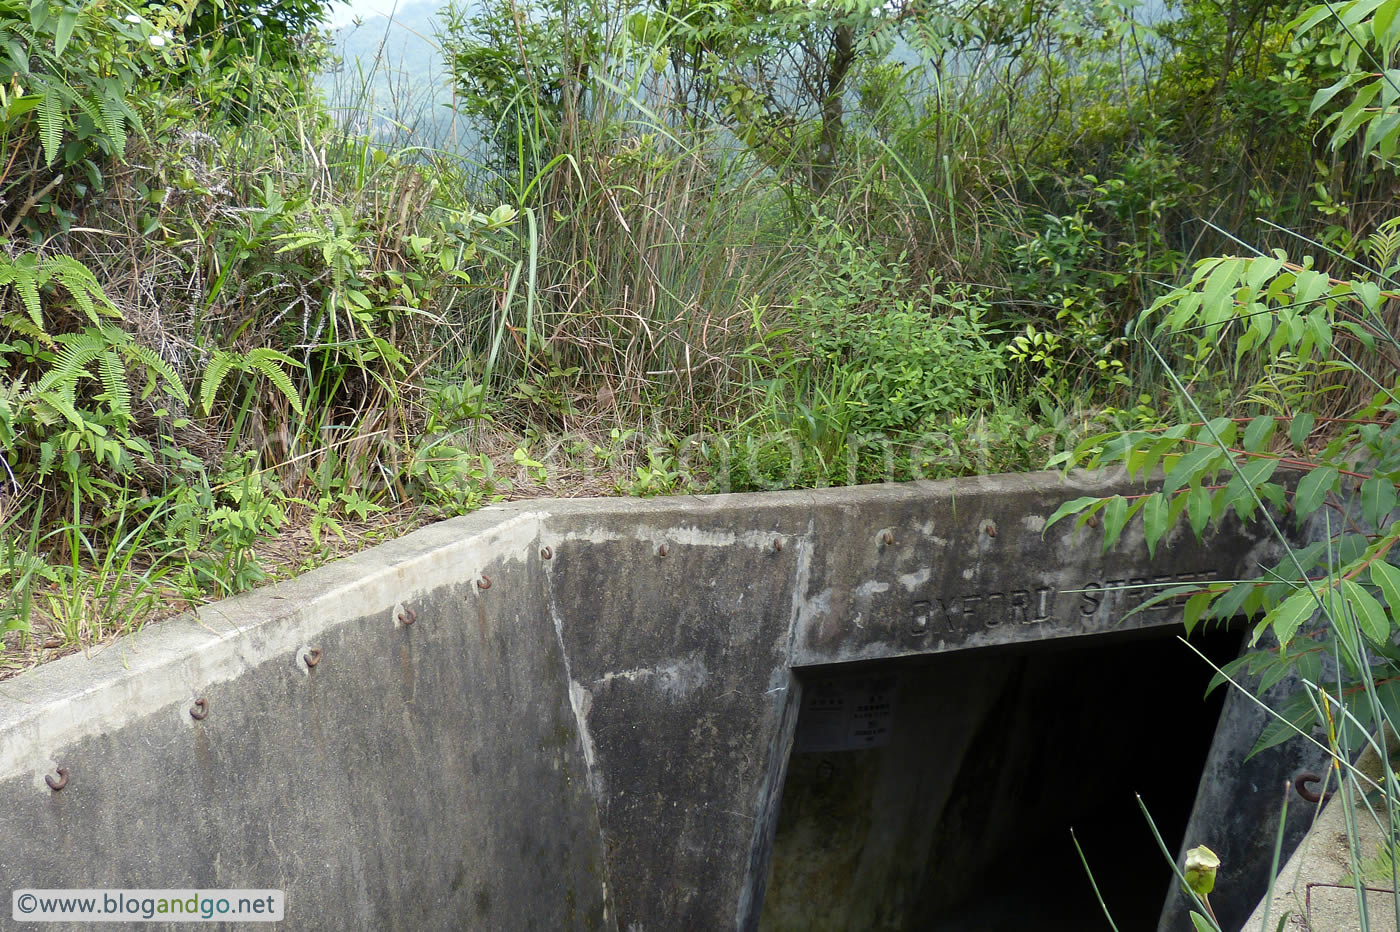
[147, 30, 172, 47]
[124, 13, 142, 23]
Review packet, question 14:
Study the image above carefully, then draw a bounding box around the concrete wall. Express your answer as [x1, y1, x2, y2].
[0, 472, 1287, 930]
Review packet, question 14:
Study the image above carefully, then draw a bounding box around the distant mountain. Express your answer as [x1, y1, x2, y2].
[319, 2, 480, 154]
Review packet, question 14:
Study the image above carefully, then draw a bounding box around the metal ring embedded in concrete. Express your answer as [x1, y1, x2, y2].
[1294, 771, 1332, 804]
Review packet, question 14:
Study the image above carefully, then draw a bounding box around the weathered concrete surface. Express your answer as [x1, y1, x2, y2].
[785, 472, 1252, 666]
[1158, 666, 1337, 932]
[1242, 734, 1400, 932]
[0, 514, 610, 932]
[0, 471, 1284, 931]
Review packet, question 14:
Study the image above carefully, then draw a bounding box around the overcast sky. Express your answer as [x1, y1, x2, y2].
[325, 0, 436, 29]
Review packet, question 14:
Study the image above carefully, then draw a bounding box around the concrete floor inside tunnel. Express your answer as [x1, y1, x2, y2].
[757, 623, 1244, 931]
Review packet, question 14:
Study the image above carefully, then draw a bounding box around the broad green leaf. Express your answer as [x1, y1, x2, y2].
[1188, 484, 1212, 538]
[1294, 466, 1338, 520]
[1045, 495, 1101, 529]
[1184, 590, 1214, 634]
[1224, 457, 1279, 521]
[53, 10, 77, 56]
[1201, 258, 1245, 334]
[1289, 412, 1316, 450]
[1167, 487, 1192, 529]
[1355, 280, 1383, 312]
[1143, 492, 1169, 557]
[1361, 475, 1398, 527]
[1249, 690, 1319, 759]
[1102, 495, 1128, 552]
[1165, 446, 1222, 494]
[1309, 71, 1363, 115]
[1245, 254, 1284, 290]
[1206, 654, 1253, 696]
[1293, 268, 1330, 308]
[1263, 587, 1320, 647]
[1214, 579, 1260, 621]
[1243, 415, 1276, 452]
[1196, 416, 1238, 447]
[1371, 558, 1400, 610]
[1189, 911, 1214, 932]
[1341, 579, 1390, 644]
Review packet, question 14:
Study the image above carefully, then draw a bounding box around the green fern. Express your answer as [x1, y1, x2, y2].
[0, 255, 42, 330]
[122, 342, 185, 404]
[37, 85, 61, 166]
[0, 252, 121, 336]
[1366, 217, 1400, 273]
[96, 349, 130, 423]
[200, 348, 305, 416]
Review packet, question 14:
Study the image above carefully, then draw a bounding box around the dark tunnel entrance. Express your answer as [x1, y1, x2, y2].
[758, 623, 1243, 931]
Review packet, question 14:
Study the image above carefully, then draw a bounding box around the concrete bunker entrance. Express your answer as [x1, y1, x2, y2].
[1, 475, 1325, 931]
[759, 623, 1244, 931]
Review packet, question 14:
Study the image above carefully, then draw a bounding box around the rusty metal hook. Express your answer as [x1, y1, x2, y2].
[398, 608, 416, 626]
[304, 648, 322, 669]
[46, 767, 68, 791]
[1295, 772, 1333, 804]
[881, 530, 894, 546]
[477, 575, 492, 590]
[540, 546, 553, 560]
[190, 698, 209, 721]
[657, 543, 669, 557]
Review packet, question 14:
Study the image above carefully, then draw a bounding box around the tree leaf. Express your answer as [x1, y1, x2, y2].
[1243, 415, 1276, 452]
[1046, 495, 1102, 530]
[1294, 466, 1338, 521]
[1165, 446, 1222, 494]
[1188, 484, 1212, 538]
[1341, 579, 1390, 645]
[1263, 587, 1319, 647]
[1290, 412, 1316, 451]
[1143, 492, 1169, 557]
[53, 10, 77, 57]
[1184, 590, 1214, 634]
[1361, 475, 1397, 527]
[1102, 495, 1128, 552]
[1371, 558, 1400, 611]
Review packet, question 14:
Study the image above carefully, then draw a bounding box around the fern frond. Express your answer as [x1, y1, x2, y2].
[122, 342, 187, 403]
[93, 90, 125, 154]
[11, 264, 41, 330]
[97, 349, 131, 423]
[247, 348, 305, 416]
[199, 350, 239, 415]
[38, 86, 62, 166]
[36, 330, 106, 393]
[43, 254, 120, 323]
[30, 387, 83, 429]
[0, 312, 56, 348]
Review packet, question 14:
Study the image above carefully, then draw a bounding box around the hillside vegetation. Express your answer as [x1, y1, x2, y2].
[0, 0, 1394, 686]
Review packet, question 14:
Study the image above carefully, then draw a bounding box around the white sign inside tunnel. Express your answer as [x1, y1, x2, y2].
[792, 675, 898, 753]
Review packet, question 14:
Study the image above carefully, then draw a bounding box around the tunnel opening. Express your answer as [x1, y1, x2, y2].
[757, 622, 1243, 931]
